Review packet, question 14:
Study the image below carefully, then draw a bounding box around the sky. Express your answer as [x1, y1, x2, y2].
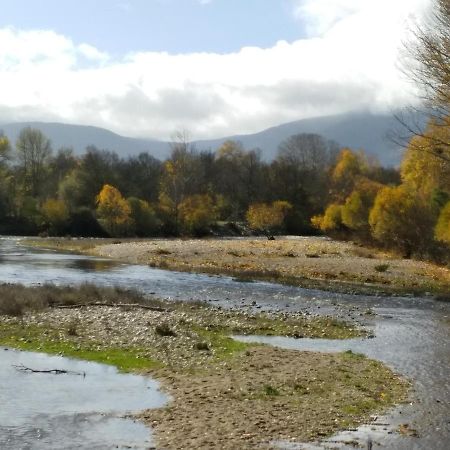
[0, 0, 432, 140]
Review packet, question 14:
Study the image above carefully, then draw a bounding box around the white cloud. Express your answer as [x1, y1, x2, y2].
[78, 43, 109, 63]
[0, 1, 432, 140]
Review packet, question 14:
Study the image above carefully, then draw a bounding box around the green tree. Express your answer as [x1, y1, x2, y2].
[128, 197, 159, 236]
[96, 184, 132, 236]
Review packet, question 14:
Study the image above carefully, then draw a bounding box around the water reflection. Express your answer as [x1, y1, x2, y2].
[67, 258, 120, 272]
[0, 348, 167, 450]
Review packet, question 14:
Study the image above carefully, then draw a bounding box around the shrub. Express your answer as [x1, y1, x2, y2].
[374, 264, 390, 273]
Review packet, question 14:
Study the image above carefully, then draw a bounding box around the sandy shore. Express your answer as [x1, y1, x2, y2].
[50, 236, 450, 295]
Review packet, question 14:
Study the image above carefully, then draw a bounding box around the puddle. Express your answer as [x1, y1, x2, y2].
[0, 347, 168, 449]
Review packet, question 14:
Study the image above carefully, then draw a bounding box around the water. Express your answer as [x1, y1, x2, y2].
[0, 237, 449, 449]
[0, 347, 167, 450]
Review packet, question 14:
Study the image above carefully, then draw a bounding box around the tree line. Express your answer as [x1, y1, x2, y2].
[0, 127, 393, 235]
[0, 122, 448, 262]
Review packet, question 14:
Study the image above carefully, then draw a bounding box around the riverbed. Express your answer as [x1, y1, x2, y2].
[0, 237, 449, 449]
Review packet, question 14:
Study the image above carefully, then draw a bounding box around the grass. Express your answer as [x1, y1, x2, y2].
[0, 283, 165, 317]
[374, 263, 390, 273]
[193, 326, 250, 360]
[0, 323, 161, 372]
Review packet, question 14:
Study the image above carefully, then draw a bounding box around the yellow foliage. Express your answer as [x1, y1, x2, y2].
[401, 130, 450, 196]
[369, 185, 433, 254]
[341, 180, 383, 231]
[311, 204, 343, 232]
[96, 184, 131, 236]
[246, 201, 292, 235]
[179, 194, 217, 234]
[41, 199, 69, 231]
[435, 202, 450, 244]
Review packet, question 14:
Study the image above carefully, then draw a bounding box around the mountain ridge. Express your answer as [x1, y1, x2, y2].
[0, 111, 410, 165]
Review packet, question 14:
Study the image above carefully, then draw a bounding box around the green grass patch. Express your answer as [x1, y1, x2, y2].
[374, 264, 390, 273]
[342, 349, 365, 360]
[193, 326, 250, 360]
[0, 323, 161, 372]
[263, 385, 281, 396]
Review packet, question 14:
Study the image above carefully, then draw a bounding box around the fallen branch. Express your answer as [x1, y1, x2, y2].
[54, 302, 166, 312]
[13, 364, 85, 377]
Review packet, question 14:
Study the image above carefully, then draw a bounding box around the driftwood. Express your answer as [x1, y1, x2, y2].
[13, 364, 86, 377]
[55, 302, 166, 312]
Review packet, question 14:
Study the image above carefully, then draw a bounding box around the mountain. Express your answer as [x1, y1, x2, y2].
[0, 122, 170, 160]
[0, 112, 412, 166]
[196, 112, 408, 166]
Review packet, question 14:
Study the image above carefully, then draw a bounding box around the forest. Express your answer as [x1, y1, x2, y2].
[0, 121, 449, 264]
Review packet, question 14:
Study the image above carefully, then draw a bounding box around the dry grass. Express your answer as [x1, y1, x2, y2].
[0, 283, 162, 316]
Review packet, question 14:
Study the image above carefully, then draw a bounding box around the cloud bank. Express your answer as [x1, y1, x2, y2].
[0, 0, 431, 140]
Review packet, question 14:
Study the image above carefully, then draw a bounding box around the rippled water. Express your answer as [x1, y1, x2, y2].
[0, 237, 449, 449]
[0, 347, 167, 450]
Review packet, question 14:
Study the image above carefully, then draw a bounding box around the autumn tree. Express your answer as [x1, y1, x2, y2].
[341, 180, 384, 232]
[179, 194, 217, 235]
[401, 123, 450, 198]
[311, 204, 343, 233]
[41, 198, 69, 235]
[16, 128, 52, 197]
[435, 201, 450, 244]
[369, 185, 434, 256]
[96, 184, 132, 236]
[246, 201, 292, 239]
[331, 148, 368, 201]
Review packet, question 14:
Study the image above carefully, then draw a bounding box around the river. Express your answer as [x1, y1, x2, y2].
[0, 237, 449, 449]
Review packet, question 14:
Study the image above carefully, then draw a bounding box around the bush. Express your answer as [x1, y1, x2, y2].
[374, 264, 390, 273]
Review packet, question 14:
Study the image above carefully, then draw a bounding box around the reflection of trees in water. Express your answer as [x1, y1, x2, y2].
[69, 259, 118, 272]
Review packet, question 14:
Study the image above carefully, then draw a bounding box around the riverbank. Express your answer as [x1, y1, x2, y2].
[0, 285, 408, 449]
[26, 236, 450, 296]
